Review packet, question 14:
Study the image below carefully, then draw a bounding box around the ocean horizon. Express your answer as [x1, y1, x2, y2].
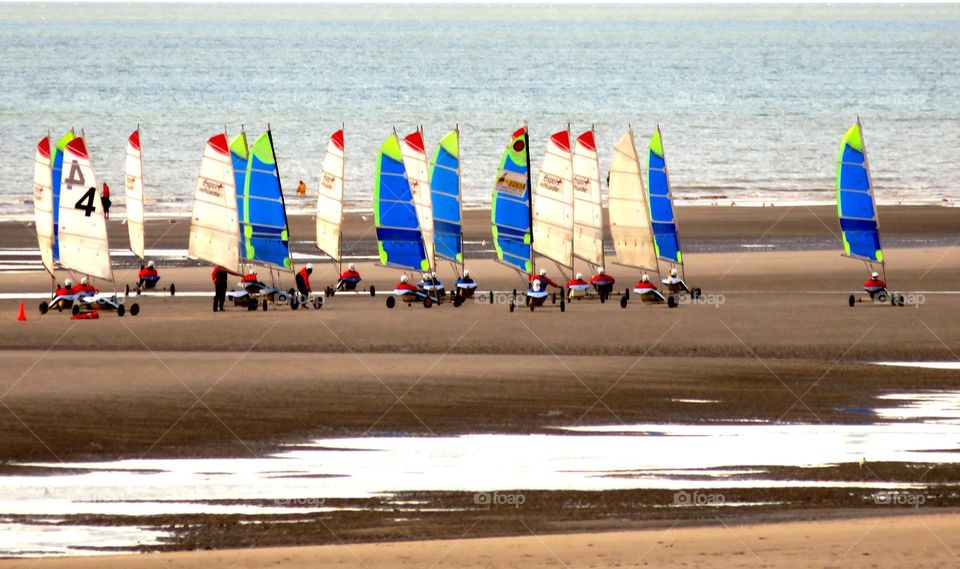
[2, 2, 958, 217]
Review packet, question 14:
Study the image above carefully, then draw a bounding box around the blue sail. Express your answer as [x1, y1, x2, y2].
[230, 132, 249, 238]
[237, 132, 292, 270]
[51, 131, 76, 262]
[491, 127, 533, 273]
[647, 127, 682, 264]
[836, 121, 883, 263]
[430, 129, 462, 263]
[375, 132, 429, 271]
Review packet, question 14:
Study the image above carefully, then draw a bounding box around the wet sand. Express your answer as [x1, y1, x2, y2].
[1, 513, 957, 569]
[1, 206, 959, 560]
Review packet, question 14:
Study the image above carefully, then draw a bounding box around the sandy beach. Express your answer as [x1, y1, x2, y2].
[1, 206, 959, 561]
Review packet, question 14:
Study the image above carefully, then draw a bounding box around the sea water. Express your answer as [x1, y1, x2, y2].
[0, 3, 958, 217]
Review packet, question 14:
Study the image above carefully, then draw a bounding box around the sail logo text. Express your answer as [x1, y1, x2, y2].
[496, 172, 527, 197]
[541, 174, 563, 192]
[199, 179, 224, 197]
[573, 176, 592, 193]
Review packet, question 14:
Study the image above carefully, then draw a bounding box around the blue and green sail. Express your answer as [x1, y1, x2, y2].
[375, 132, 429, 271]
[236, 131, 292, 270]
[647, 127, 682, 264]
[51, 130, 76, 262]
[229, 132, 249, 225]
[491, 126, 533, 273]
[836, 120, 883, 263]
[430, 129, 463, 264]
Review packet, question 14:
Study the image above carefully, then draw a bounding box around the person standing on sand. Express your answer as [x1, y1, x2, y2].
[296, 263, 313, 298]
[211, 265, 229, 312]
[101, 183, 111, 220]
[296, 180, 307, 196]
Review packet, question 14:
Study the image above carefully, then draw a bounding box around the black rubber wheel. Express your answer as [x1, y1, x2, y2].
[247, 298, 258, 311]
[170, 283, 176, 296]
[620, 296, 628, 309]
[693, 288, 702, 299]
[276, 292, 288, 304]
[423, 297, 433, 308]
[877, 291, 888, 303]
[529, 303, 535, 312]
[290, 296, 299, 310]
[39, 301, 49, 315]
[313, 297, 323, 309]
[897, 294, 905, 307]
[130, 303, 140, 316]
[551, 293, 556, 304]
[386, 296, 396, 309]
[117, 304, 126, 317]
[667, 296, 678, 309]
[489, 291, 494, 304]
[624, 289, 630, 300]
[848, 294, 856, 307]
[369, 285, 376, 297]
[262, 299, 268, 312]
[72, 305, 81, 316]
[509, 301, 515, 313]
[560, 299, 566, 313]
[453, 298, 461, 308]
[600, 293, 606, 304]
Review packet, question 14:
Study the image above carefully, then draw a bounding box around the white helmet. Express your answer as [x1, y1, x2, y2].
[400, 274, 409, 283]
[575, 272, 583, 280]
[423, 273, 431, 281]
[670, 268, 678, 277]
[641, 274, 650, 283]
[348, 263, 356, 271]
[306, 263, 313, 271]
[81, 277, 89, 285]
[64, 278, 73, 287]
[431, 271, 438, 278]
[463, 269, 470, 277]
[147, 260, 155, 268]
[539, 268, 547, 276]
[598, 267, 605, 275]
[532, 280, 542, 292]
[871, 271, 879, 279]
[251, 270, 257, 275]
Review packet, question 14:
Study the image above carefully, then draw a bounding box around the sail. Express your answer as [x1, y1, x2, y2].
[316, 128, 344, 261]
[125, 128, 145, 260]
[491, 127, 533, 273]
[188, 133, 241, 273]
[572, 129, 604, 267]
[400, 129, 435, 270]
[430, 128, 462, 264]
[374, 132, 428, 271]
[532, 129, 575, 269]
[51, 130, 76, 262]
[230, 132, 249, 230]
[58, 136, 112, 280]
[647, 126, 682, 264]
[33, 136, 55, 274]
[238, 131, 292, 271]
[608, 130, 658, 271]
[837, 120, 883, 263]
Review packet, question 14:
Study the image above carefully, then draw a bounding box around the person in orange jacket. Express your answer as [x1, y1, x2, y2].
[337, 263, 362, 291]
[72, 277, 98, 298]
[863, 271, 887, 298]
[296, 264, 313, 297]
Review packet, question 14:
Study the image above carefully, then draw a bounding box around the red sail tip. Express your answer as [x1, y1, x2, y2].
[576, 130, 596, 151]
[128, 129, 140, 150]
[331, 129, 344, 151]
[37, 137, 50, 159]
[511, 126, 527, 139]
[550, 130, 571, 152]
[403, 130, 425, 153]
[66, 137, 88, 159]
[208, 133, 229, 155]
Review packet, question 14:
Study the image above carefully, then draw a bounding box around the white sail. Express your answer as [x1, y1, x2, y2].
[33, 136, 55, 274]
[125, 128, 145, 260]
[188, 133, 241, 273]
[400, 128, 435, 270]
[316, 128, 344, 262]
[572, 129, 604, 267]
[58, 136, 113, 281]
[532, 129, 575, 269]
[608, 130, 658, 271]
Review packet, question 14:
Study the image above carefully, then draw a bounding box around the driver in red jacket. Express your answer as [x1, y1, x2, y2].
[296, 264, 313, 297]
[863, 271, 887, 297]
[529, 268, 559, 290]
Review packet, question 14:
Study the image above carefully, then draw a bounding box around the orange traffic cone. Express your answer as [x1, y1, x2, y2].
[16, 302, 27, 322]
